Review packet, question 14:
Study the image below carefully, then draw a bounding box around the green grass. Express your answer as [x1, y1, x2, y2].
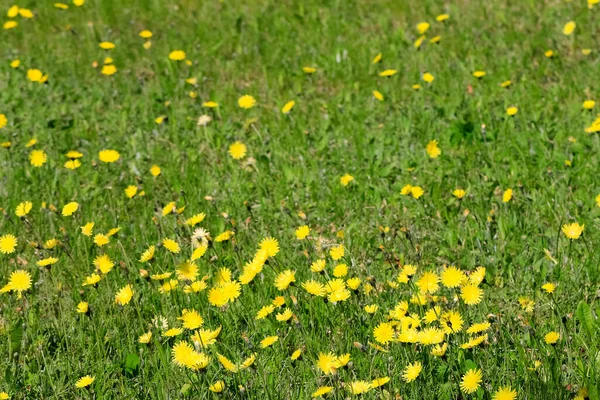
[1, 0, 599, 398]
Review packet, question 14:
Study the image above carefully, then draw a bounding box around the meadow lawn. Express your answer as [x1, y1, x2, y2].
[1, 0, 600, 398]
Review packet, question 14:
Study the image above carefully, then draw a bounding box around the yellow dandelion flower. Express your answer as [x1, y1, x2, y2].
[169, 50, 186, 61]
[81, 222, 94, 237]
[460, 368, 482, 394]
[101, 65, 117, 76]
[316, 352, 338, 375]
[416, 22, 430, 34]
[3, 21, 17, 30]
[426, 140, 441, 158]
[15, 201, 32, 217]
[115, 284, 134, 305]
[402, 361, 422, 383]
[209, 381, 224, 393]
[125, 186, 137, 199]
[295, 225, 310, 240]
[229, 141, 247, 160]
[329, 245, 344, 260]
[542, 282, 556, 293]
[282, 100, 295, 114]
[76, 301, 89, 314]
[379, 69, 397, 77]
[502, 188, 513, 203]
[493, 386, 517, 400]
[138, 331, 152, 344]
[348, 381, 371, 394]
[373, 322, 394, 344]
[75, 375, 95, 389]
[340, 174, 354, 186]
[274, 270, 295, 291]
[562, 222, 584, 240]
[98, 149, 120, 163]
[217, 353, 238, 373]
[29, 150, 47, 167]
[162, 238, 180, 253]
[312, 386, 333, 397]
[563, 21, 576, 35]
[260, 335, 279, 348]
[544, 331, 560, 344]
[61, 202, 79, 217]
[423, 72, 435, 83]
[237, 95, 256, 109]
[453, 189, 466, 199]
[461, 284, 483, 305]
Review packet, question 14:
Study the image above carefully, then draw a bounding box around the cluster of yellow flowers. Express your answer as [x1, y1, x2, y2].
[2, 1, 599, 399]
